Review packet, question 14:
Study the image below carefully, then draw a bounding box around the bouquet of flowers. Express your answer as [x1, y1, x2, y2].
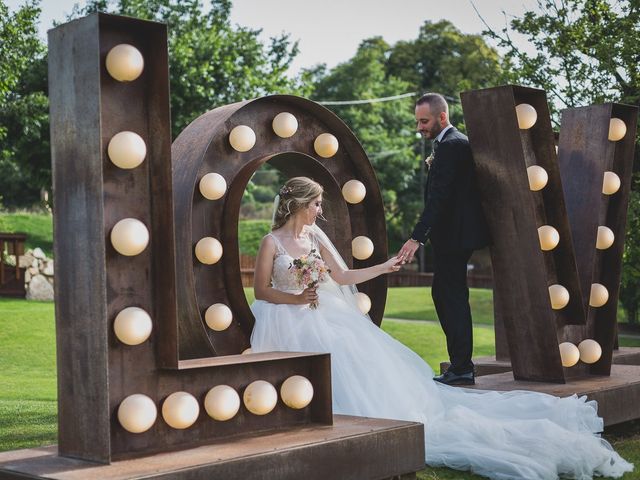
[289, 249, 331, 309]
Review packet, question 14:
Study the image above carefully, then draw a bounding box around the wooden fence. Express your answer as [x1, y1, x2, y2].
[0, 233, 27, 297]
[239, 253, 493, 289]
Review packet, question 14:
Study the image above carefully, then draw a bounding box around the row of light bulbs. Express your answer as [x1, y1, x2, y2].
[515, 103, 625, 368]
[118, 375, 314, 434]
[112, 293, 371, 345]
[559, 339, 602, 367]
[516, 105, 624, 312]
[194, 112, 376, 326]
[104, 45, 156, 351]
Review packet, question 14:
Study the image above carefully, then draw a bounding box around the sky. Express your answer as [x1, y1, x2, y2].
[7, 0, 535, 75]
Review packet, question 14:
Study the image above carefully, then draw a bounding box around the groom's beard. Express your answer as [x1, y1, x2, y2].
[420, 124, 442, 140]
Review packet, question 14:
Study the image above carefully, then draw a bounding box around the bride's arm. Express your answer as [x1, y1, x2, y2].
[319, 243, 401, 286]
[253, 235, 318, 305]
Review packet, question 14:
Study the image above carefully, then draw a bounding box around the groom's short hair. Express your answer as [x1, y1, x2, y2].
[416, 93, 448, 115]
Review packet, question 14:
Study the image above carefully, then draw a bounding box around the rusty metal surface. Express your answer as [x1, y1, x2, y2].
[48, 12, 112, 463]
[171, 94, 389, 361]
[461, 85, 586, 382]
[49, 13, 337, 463]
[559, 103, 639, 375]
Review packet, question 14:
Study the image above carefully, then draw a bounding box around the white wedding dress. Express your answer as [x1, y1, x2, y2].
[250, 230, 633, 480]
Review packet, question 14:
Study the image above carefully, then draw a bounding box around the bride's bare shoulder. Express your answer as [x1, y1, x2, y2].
[258, 233, 276, 252]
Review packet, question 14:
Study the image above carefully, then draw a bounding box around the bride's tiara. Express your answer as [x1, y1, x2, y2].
[279, 186, 293, 197]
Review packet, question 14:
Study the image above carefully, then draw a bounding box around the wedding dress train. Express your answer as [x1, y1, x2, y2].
[250, 231, 632, 480]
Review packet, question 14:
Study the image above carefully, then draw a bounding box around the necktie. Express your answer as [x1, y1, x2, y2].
[433, 139, 439, 152]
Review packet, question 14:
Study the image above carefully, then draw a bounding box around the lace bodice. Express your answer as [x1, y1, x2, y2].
[269, 232, 324, 292]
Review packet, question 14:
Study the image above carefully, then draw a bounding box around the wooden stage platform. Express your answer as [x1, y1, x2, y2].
[441, 348, 640, 378]
[440, 346, 640, 378]
[459, 364, 640, 426]
[0, 415, 424, 480]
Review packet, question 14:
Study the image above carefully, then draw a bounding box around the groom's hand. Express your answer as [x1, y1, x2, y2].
[398, 239, 420, 264]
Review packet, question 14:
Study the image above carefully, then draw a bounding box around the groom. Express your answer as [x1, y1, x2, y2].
[398, 93, 490, 386]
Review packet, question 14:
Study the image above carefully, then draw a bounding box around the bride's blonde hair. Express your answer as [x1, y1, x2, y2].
[272, 177, 323, 230]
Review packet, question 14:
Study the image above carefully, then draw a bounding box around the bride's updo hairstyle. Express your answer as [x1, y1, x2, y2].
[272, 177, 323, 230]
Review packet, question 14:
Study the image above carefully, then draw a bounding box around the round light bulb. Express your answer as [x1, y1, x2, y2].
[205, 303, 233, 331]
[199, 173, 227, 200]
[114, 307, 153, 345]
[352, 236, 374, 260]
[280, 375, 314, 410]
[111, 218, 149, 256]
[204, 385, 240, 421]
[578, 339, 602, 364]
[107, 131, 146, 169]
[229, 125, 256, 152]
[243, 380, 278, 415]
[162, 392, 200, 429]
[342, 180, 367, 204]
[608, 118, 627, 141]
[272, 112, 298, 138]
[526, 165, 548, 191]
[195, 237, 223, 264]
[515, 103, 537, 129]
[602, 171, 621, 195]
[596, 226, 615, 250]
[558, 342, 580, 368]
[314, 133, 339, 158]
[105, 44, 144, 82]
[117, 394, 157, 433]
[355, 292, 372, 315]
[549, 284, 570, 310]
[589, 283, 609, 307]
[538, 225, 560, 251]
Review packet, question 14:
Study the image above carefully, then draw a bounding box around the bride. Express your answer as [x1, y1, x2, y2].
[249, 176, 633, 479]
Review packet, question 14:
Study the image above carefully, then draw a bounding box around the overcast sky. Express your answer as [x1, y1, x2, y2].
[7, 0, 535, 75]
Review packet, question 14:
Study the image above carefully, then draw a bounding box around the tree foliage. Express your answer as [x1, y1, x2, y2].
[481, 0, 639, 115]
[0, 0, 300, 208]
[387, 20, 503, 127]
[307, 22, 503, 250]
[481, 0, 640, 321]
[0, 0, 48, 208]
[72, 0, 300, 135]
[309, 37, 418, 247]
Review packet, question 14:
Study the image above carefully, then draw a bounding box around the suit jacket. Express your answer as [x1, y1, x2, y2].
[411, 127, 490, 252]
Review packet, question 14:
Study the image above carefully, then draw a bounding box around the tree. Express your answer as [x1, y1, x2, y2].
[480, 0, 640, 321]
[307, 23, 503, 253]
[0, 0, 48, 208]
[73, 0, 300, 136]
[1, 0, 302, 209]
[479, 0, 639, 117]
[308, 37, 419, 249]
[387, 20, 503, 127]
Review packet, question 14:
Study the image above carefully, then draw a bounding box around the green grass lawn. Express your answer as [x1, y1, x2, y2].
[385, 287, 495, 324]
[0, 299, 57, 451]
[2, 295, 640, 479]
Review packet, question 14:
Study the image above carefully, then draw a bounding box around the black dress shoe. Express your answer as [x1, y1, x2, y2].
[433, 370, 475, 385]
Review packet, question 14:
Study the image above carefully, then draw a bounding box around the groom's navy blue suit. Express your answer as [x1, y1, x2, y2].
[411, 126, 490, 375]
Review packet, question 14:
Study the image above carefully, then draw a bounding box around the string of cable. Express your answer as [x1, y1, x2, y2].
[316, 92, 459, 105]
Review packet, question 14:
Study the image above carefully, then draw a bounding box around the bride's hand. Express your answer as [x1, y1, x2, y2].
[297, 286, 318, 305]
[381, 256, 402, 273]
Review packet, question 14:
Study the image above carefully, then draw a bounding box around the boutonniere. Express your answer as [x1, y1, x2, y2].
[424, 152, 434, 168]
